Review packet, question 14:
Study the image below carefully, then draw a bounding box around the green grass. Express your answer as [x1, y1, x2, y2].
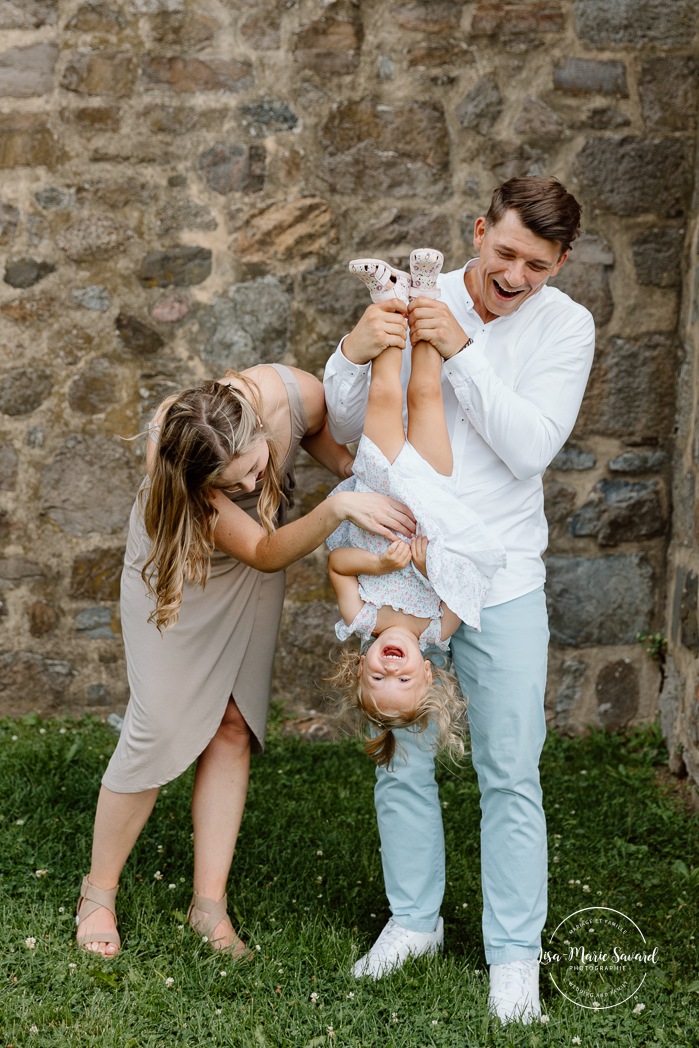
[1, 715, 697, 1047]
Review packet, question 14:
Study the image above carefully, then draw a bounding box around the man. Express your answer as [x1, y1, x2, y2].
[323, 177, 595, 1024]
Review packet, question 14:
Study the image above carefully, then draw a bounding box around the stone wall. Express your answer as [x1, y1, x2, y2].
[0, 1, 697, 756]
[661, 133, 699, 791]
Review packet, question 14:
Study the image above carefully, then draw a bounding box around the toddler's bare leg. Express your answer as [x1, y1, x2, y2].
[407, 341, 453, 475]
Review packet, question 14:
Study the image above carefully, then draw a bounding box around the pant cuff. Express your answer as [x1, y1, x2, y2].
[486, 945, 541, 965]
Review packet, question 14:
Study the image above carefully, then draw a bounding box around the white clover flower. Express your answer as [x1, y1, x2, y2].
[572, 1038, 581, 1045]
[59, 727, 66, 734]
[25, 937, 37, 948]
[219, 970, 227, 977]
[168, 883, 176, 890]
[431, 1019, 438, 1025]
[11, 735, 18, 741]
[540, 1014, 550, 1023]
[553, 856, 560, 863]
[633, 1002, 646, 1014]
[316, 849, 323, 856]
[35, 869, 48, 878]
[153, 870, 163, 881]
[164, 977, 174, 987]
[255, 944, 262, 951]
[347, 991, 355, 999]
[68, 963, 77, 970]
[39, 728, 46, 735]
[15, 819, 25, 826]
[582, 884, 590, 892]
[326, 1027, 335, 1037]
[392, 1013, 398, 1022]
[592, 1001, 601, 1010]
[310, 992, 319, 1003]
[29, 1026, 39, 1034]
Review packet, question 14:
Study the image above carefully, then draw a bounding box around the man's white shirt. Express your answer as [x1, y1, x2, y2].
[323, 259, 595, 608]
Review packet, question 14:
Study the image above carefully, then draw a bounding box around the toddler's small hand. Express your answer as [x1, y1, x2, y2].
[411, 535, 429, 578]
[378, 539, 412, 572]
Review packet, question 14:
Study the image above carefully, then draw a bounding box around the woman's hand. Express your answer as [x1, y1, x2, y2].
[338, 491, 416, 542]
[378, 538, 412, 573]
[411, 535, 429, 578]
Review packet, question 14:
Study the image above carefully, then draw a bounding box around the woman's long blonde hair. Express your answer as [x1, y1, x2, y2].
[141, 373, 283, 631]
[327, 646, 467, 768]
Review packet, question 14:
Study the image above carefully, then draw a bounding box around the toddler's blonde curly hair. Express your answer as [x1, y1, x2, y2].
[327, 645, 467, 768]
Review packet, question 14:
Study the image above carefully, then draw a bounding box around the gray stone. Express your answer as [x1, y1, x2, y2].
[86, 682, 111, 705]
[75, 606, 117, 639]
[0, 112, 61, 168]
[394, 2, 464, 32]
[193, 276, 290, 373]
[70, 547, 124, 601]
[485, 139, 549, 181]
[583, 107, 631, 131]
[544, 479, 576, 526]
[456, 75, 503, 135]
[142, 55, 253, 93]
[639, 57, 697, 133]
[550, 232, 614, 325]
[318, 101, 450, 197]
[138, 247, 212, 288]
[513, 96, 566, 140]
[0, 651, 73, 709]
[672, 469, 696, 548]
[596, 659, 639, 730]
[675, 569, 699, 653]
[575, 136, 693, 219]
[592, 334, 677, 440]
[0, 443, 17, 490]
[68, 357, 121, 414]
[555, 658, 586, 724]
[293, 14, 363, 75]
[472, 1, 565, 41]
[27, 600, 58, 636]
[234, 198, 336, 271]
[41, 435, 138, 536]
[0, 1, 57, 28]
[130, 0, 184, 11]
[658, 654, 682, 762]
[0, 201, 19, 243]
[198, 143, 265, 195]
[72, 285, 111, 311]
[61, 49, 136, 97]
[240, 7, 281, 50]
[355, 210, 452, 254]
[150, 296, 189, 323]
[553, 58, 627, 96]
[156, 200, 217, 236]
[26, 427, 44, 448]
[240, 99, 298, 137]
[115, 313, 166, 354]
[574, 0, 696, 46]
[145, 105, 227, 137]
[0, 557, 46, 588]
[0, 367, 52, 416]
[4, 257, 56, 289]
[550, 446, 596, 471]
[35, 186, 75, 209]
[608, 449, 667, 474]
[56, 214, 133, 262]
[632, 228, 685, 287]
[547, 553, 654, 646]
[66, 2, 128, 30]
[0, 42, 58, 97]
[570, 478, 666, 547]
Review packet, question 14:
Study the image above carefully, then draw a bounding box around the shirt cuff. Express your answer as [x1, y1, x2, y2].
[333, 337, 372, 375]
[443, 337, 489, 381]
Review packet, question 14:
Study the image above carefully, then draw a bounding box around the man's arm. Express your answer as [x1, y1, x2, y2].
[410, 297, 595, 480]
[324, 300, 408, 444]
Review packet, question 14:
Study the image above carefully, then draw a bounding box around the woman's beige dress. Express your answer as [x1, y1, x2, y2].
[102, 364, 307, 793]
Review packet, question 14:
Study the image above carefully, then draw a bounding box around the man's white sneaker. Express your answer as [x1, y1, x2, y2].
[488, 958, 541, 1024]
[351, 917, 444, 979]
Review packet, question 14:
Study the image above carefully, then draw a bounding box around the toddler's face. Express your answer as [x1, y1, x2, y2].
[359, 627, 432, 723]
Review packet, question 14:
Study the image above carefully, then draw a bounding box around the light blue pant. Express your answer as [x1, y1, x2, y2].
[374, 586, 549, 964]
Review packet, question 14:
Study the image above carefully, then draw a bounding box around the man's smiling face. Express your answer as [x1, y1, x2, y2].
[467, 209, 569, 322]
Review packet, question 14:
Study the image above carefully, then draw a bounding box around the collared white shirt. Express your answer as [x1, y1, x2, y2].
[323, 259, 595, 607]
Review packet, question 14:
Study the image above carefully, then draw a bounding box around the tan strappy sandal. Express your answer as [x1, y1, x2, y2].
[187, 890, 253, 959]
[76, 875, 121, 955]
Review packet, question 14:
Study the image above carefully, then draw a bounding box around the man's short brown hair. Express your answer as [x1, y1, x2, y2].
[486, 176, 582, 254]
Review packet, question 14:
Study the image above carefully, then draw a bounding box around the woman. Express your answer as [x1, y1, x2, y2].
[75, 362, 413, 957]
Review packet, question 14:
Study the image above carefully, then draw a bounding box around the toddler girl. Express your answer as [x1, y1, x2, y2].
[327, 250, 506, 767]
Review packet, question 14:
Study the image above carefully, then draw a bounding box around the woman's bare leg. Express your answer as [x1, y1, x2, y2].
[190, 698, 251, 949]
[80, 785, 160, 955]
[407, 341, 453, 475]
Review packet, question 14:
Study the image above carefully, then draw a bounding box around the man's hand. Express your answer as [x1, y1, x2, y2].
[378, 538, 412, 573]
[408, 297, 469, 360]
[411, 535, 429, 578]
[342, 300, 408, 366]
